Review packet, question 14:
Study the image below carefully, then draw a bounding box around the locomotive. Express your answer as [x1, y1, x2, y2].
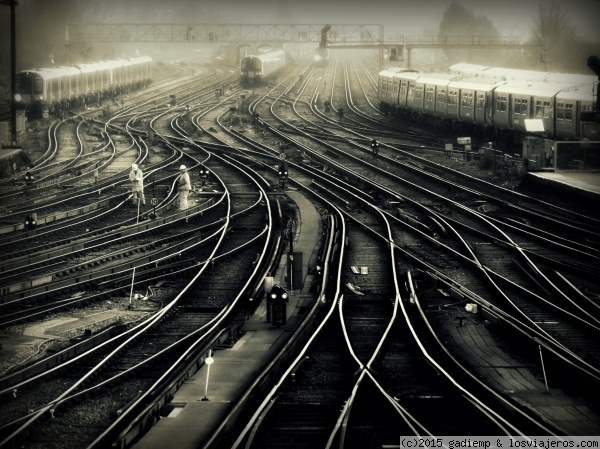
[240, 49, 286, 86]
[378, 63, 600, 142]
[15, 55, 153, 116]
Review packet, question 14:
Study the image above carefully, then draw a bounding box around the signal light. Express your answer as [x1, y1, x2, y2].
[24, 214, 37, 230]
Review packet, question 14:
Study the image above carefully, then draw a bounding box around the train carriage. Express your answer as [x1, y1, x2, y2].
[492, 80, 570, 137]
[377, 67, 418, 116]
[379, 62, 598, 142]
[418, 73, 456, 117]
[449, 77, 502, 125]
[397, 71, 422, 111]
[29, 66, 81, 111]
[556, 84, 600, 140]
[15, 56, 153, 116]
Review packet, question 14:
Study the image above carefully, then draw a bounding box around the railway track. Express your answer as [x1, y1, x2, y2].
[2, 53, 600, 449]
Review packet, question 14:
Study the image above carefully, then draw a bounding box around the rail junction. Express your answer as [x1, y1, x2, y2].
[0, 45, 599, 449]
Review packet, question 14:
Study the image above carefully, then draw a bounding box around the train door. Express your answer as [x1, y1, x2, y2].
[399, 79, 409, 109]
[413, 82, 424, 113]
[511, 94, 532, 133]
[392, 77, 401, 115]
[424, 84, 435, 115]
[556, 100, 575, 139]
[447, 87, 459, 120]
[495, 93, 509, 129]
[534, 97, 555, 137]
[475, 91, 486, 125]
[435, 87, 447, 117]
[378, 75, 385, 104]
[459, 89, 475, 123]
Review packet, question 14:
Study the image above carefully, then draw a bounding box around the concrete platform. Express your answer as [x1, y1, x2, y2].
[442, 322, 600, 435]
[523, 171, 600, 205]
[131, 189, 322, 449]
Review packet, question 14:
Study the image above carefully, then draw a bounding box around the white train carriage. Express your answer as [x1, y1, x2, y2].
[20, 66, 82, 111]
[16, 56, 153, 115]
[416, 73, 457, 117]
[448, 77, 503, 126]
[555, 83, 600, 140]
[377, 67, 419, 115]
[492, 80, 573, 137]
[397, 71, 423, 111]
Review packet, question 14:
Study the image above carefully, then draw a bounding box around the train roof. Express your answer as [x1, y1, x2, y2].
[74, 61, 105, 73]
[127, 55, 153, 63]
[20, 66, 81, 80]
[414, 73, 457, 86]
[555, 83, 598, 101]
[494, 79, 574, 96]
[448, 62, 597, 86]
[448, 63, 489, 76]
[395, 71, 423, 81]
[19, 56, 152, 78]
[448, 76, 504, 91]
[544, 72, 597, 85]
[379, 67, 419, 77]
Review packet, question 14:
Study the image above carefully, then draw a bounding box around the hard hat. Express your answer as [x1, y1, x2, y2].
[132, 164, 138, 170]
[180, 165, 186, 170]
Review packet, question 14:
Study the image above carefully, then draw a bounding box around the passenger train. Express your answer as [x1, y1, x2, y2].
[240, 49, 286, 86]
[378, 64, 600, 142]
[15, 56, 153, 116]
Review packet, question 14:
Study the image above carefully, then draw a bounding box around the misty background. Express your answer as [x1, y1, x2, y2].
[1, 0, 599, 79]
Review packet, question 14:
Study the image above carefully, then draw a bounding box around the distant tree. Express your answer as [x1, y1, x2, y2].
[437, 2, 500, 66]
[528, 0, 590, 73]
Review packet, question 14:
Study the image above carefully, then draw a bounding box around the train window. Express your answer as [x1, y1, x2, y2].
[497, 95, 507, 112]
[448, 91, 457, 105]
[535, 100, 543, 117]
[514, 98, 527, 115]
[437, 89, 446, 105]
[476, 94, 484, 109]
[425, 86, 434, 102]
[564, 103, 573, 121]
[461, 92, 473, 107]
[556, 103, 564, 119]
[543, 101, 552, 118]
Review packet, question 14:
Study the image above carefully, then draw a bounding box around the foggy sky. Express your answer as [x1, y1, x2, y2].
[140, 0, 600, 40]
[79, 0, 600, 40]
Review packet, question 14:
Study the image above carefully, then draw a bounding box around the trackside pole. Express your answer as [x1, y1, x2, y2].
[129, 267, 136, 306]
[202, 350, 214, 401]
